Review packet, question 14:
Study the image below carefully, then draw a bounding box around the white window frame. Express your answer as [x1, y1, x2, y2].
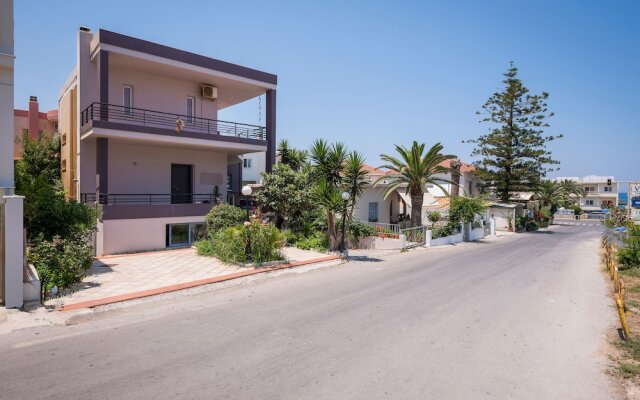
[186, 96, 195, 123]
[123, 85, 134, 115]
[585, 199, 595, 206]
[243, 158, 252, 169]
[604, 186, 613, 192]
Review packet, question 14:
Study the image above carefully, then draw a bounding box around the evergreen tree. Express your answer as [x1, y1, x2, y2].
[466, 63, 561, 202]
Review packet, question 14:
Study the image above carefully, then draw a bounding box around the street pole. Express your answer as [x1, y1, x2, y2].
[340, 191, 350, 259]
[242, 185, 253, 262]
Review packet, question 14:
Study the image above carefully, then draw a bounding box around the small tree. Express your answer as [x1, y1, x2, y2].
[427, 211, 442, 228]
[448, 197, 486, 227]
[255, 164, 313, 230]
[466, 63, 561, 202]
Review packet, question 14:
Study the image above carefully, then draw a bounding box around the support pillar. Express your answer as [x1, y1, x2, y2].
[96, 138, 108, 204]
[97, 50, 109, 119]
[265, 89, 276, 173]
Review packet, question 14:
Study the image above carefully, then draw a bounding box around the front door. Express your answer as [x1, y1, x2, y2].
[171, 164, 192, 204]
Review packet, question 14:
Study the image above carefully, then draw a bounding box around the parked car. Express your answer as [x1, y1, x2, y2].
[588, 211, 605, 219]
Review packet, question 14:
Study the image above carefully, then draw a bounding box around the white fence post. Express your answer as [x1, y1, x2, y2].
[400, 234, 407, 250]
[490, 218, 496, 235]
[425, 229, 432, 247]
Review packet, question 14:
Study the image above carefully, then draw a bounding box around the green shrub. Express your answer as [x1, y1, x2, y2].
[618, 223, 640, 270]
[206, 204, 247, 237]
[297, 231, 330, 251]
[281, 229, 304, 246]
[432, 225, 455, 239]
[525, 221, 539, 231]
[195, 240, 215, 257]
[246, 222, 284, 263]
[211, 226, 247, 264]
[210, 222, 284, 264]
[347, 220, 376, 241]
[28, 235, 94, 301]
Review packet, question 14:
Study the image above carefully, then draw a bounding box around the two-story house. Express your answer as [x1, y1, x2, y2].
[58, 28, 277, 255]
[555, 175, 619, 211]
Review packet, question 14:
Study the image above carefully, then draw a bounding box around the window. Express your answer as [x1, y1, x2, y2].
[368, 202, 379, 222]
[586, 200, 595, 206]
[186, 97, 195, 123]
[123, 85, 133, 115]
[604, 186, 613, 192]
[227, 173, 232, 192]
[166, 222, 206, 247]
[61, 159, 67, 173]
[584, 186, 596, 192]
[243, 158, 252, 168]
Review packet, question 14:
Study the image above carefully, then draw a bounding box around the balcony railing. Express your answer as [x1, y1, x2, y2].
[81, 102, 266, 140]
[81, 193, 220, 206]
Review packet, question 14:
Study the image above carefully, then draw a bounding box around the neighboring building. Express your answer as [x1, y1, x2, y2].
[13, 96, 58, 159]
[554, 175, 619, 211]
[241, 151, 266, 185]
[58, 28, 277, 255]
[353, 160, 481, 225]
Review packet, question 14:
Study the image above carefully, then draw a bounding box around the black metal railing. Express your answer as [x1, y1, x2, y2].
[81, 102, 266, 140]
[81, 193, 220, 206]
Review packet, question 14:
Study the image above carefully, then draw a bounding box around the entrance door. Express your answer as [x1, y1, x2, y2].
[171, 164, 192, 204]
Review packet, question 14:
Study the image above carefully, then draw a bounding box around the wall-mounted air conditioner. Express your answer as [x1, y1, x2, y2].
[201, 84, 217, 100]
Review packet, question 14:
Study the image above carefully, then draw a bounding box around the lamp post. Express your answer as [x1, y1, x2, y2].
[340, 191, 350, 259]
[241, 185, 253, 221]
[242, 185, 253, 262]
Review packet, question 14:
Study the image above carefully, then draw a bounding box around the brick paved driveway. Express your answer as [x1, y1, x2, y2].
[47, 247, 327, 308]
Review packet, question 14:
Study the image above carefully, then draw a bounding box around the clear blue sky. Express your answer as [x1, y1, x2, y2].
[13, 0, 640, 183]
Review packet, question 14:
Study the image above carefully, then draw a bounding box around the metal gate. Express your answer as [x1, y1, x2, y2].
[401, 226, 427, 249]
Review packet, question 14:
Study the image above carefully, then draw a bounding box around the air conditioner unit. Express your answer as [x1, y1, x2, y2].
[201, 84, 217, 100]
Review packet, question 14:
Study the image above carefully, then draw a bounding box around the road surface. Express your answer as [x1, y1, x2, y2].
[0, 225, 617, 399]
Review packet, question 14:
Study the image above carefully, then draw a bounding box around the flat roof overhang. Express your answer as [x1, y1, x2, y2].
[81, 123, 267, 156]
[92, 30, 276, 110]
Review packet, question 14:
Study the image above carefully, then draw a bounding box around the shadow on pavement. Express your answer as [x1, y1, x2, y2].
[349, 256, 383, 262]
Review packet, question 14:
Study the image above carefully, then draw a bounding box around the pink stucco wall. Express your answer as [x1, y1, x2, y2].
[80, 138, 227, 196]
[13, 101, 58, 159]
[109, 66, 218, 120]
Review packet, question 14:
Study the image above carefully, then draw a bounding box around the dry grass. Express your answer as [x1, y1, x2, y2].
[607, 250, 640, 398]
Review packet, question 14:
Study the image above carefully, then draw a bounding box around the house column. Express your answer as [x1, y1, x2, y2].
[265, 89, 276, 173]
[97, 49, 108, 119]
[96, 137, 109, 204]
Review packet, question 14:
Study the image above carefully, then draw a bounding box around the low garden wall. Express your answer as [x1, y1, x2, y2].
[468, 227, 485, 241]
[430, 232, 464, 247]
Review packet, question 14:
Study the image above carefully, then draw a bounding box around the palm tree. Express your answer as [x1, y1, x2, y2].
[559, 179, 585, 207]
[376, 142, 456, 227]
[535, 180, 566, 223]
[343, 151, 368, 221]
[309, 139, 347, 186]
[277, 139, 307, 171]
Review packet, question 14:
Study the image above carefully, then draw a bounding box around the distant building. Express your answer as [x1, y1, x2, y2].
[13, 96, 58, 159]
[554, 175, 619, 211]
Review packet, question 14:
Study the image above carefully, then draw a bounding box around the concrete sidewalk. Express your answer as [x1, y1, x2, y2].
[46, 247, 330, 309]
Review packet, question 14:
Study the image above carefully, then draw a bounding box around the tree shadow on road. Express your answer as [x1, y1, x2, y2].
[349, 256, 383, 262]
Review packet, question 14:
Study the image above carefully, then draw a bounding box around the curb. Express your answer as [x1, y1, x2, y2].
[58, 255, 341, 312]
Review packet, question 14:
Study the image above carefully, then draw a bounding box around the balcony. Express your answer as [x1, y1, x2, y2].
[81, 193, 221, 220]
[80, 102, 266, 144]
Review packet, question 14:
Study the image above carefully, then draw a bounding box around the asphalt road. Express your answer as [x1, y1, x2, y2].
[0, 225, 617, 400]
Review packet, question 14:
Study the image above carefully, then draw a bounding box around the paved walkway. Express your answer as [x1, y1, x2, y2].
[46, 247, 327, 308]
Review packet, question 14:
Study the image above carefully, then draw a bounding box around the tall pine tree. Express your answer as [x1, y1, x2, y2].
[467, 63, 561, 202]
